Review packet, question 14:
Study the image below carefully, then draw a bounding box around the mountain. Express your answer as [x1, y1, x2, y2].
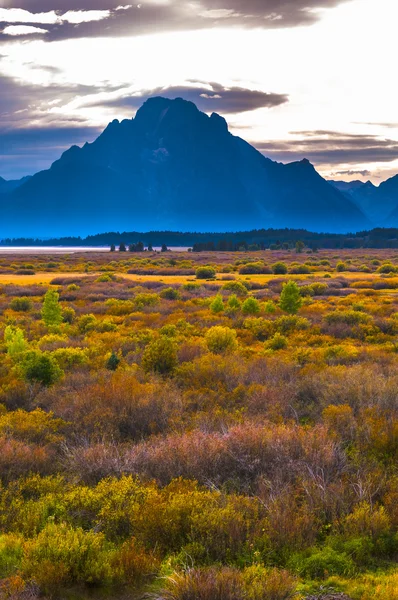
[329, 176, 398, 224]
[0, 97, 370, 237]
[0, 175, 31, 195]
[379, 176, 398, 225]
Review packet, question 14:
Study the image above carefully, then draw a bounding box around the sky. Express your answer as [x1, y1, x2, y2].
[0, 0, 397, 183]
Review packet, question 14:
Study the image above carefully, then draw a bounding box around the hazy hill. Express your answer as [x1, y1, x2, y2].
[0, 97, 370, 237]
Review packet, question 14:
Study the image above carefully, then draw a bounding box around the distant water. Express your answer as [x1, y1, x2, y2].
[0, 246, 190, 254]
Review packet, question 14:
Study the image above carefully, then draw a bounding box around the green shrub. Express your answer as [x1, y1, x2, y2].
[0, 534, 23, 578]
[267, 333, 288, 351]
[22, 523, 114, 590]
[290, 547, 355, 579]
[21, 351, 63, 386]
[196, 267, 216, 280]
[242, 297, 260, 315]
[272, 262, 288, 275]
[244, 318, 274, 340]
[161, 287, 181, 300]
[205, 326, 237, 354]
[10, 297, 33, 312]
[222, 281, 249, 296]
[336, 262, 347, 272]
[142, 337, 178, 375]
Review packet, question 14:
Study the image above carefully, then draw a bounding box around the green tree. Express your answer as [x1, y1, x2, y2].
[110, 244, 116, 252]
[106, 352, 120, 371]
[228, 294, 241, 310]
[142, 337, 178, 375]
[210, 294, 224, 314]
[4, 326, 27, 359]
[295, 240, 305, 253]
[119, 243, 127, 252]
[42, 289, 62, 327]
[242, 297, 260, 315]
[279, 280, 303, 315]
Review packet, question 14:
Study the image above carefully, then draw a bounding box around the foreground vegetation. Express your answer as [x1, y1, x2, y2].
[0, 248, 398, 599]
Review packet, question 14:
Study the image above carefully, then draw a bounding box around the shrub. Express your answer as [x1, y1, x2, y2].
[289, 265, 311, 274]
[184, 282, 202, 292]
[77, 314, 97, 333]
[242, 565, 296, 600]
[336, 262, 347, 272]
[205, 326, 238, 354]
[21, 523, 114, 591]
[21, 351, 63, 386]
[163, 568, 245, 600]
[196, 267, 216, 280]
[244, 318, 274, 340]
[0, 534, 23, 578]
[324, 310, 371, 326]
[275, 315, 310, 334]
[272, 262, 288, 275]
[267, 333, 288, 351]
[62, 306, 76, 324]
[241, 297, 260, 315]
[160, 287, 181, 300]
[134, 293, 160, 309]
[239, 262, 269, 275]
[96, 274, 113, 282]
[142, 337, 178, 375]
[291, 547, 355, 579]
[222, 281, 249, 296]
[378, 263, 397, 274]
[10, 297, 33, 312]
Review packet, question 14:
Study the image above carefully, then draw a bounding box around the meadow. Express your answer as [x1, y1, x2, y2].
[0, 247, 398, 600]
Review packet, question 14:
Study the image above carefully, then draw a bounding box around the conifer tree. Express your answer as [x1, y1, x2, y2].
[279, 280, 303, 315]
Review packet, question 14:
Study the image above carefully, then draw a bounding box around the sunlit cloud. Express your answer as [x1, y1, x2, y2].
[1, 24, 48, 35]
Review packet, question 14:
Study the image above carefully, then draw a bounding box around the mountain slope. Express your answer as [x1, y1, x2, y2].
[329, 176, 398, 224]
[0, 97, 369, 237]
[0, 175, 31, 195]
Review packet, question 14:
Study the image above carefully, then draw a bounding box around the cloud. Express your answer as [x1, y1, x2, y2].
[0, 124, 100, 179]
[0, 72, 118, 177]
[0, 0, 358, 41]
[332, 169, 372, 177]
[255, 131, 398, 165]
[1, 24, 48, 35]
[86, 83, 288, 114]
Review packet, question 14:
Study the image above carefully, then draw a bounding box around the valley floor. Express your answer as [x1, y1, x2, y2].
[0, 247, 398, 600]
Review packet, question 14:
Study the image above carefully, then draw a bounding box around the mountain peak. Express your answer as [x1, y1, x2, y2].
[1, 96, 370, 237]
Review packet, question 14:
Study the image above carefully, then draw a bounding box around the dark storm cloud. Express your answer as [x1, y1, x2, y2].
[255, 131, 398, 165]
[0, 0, 358, 42]
[88, 83, 288, 114]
